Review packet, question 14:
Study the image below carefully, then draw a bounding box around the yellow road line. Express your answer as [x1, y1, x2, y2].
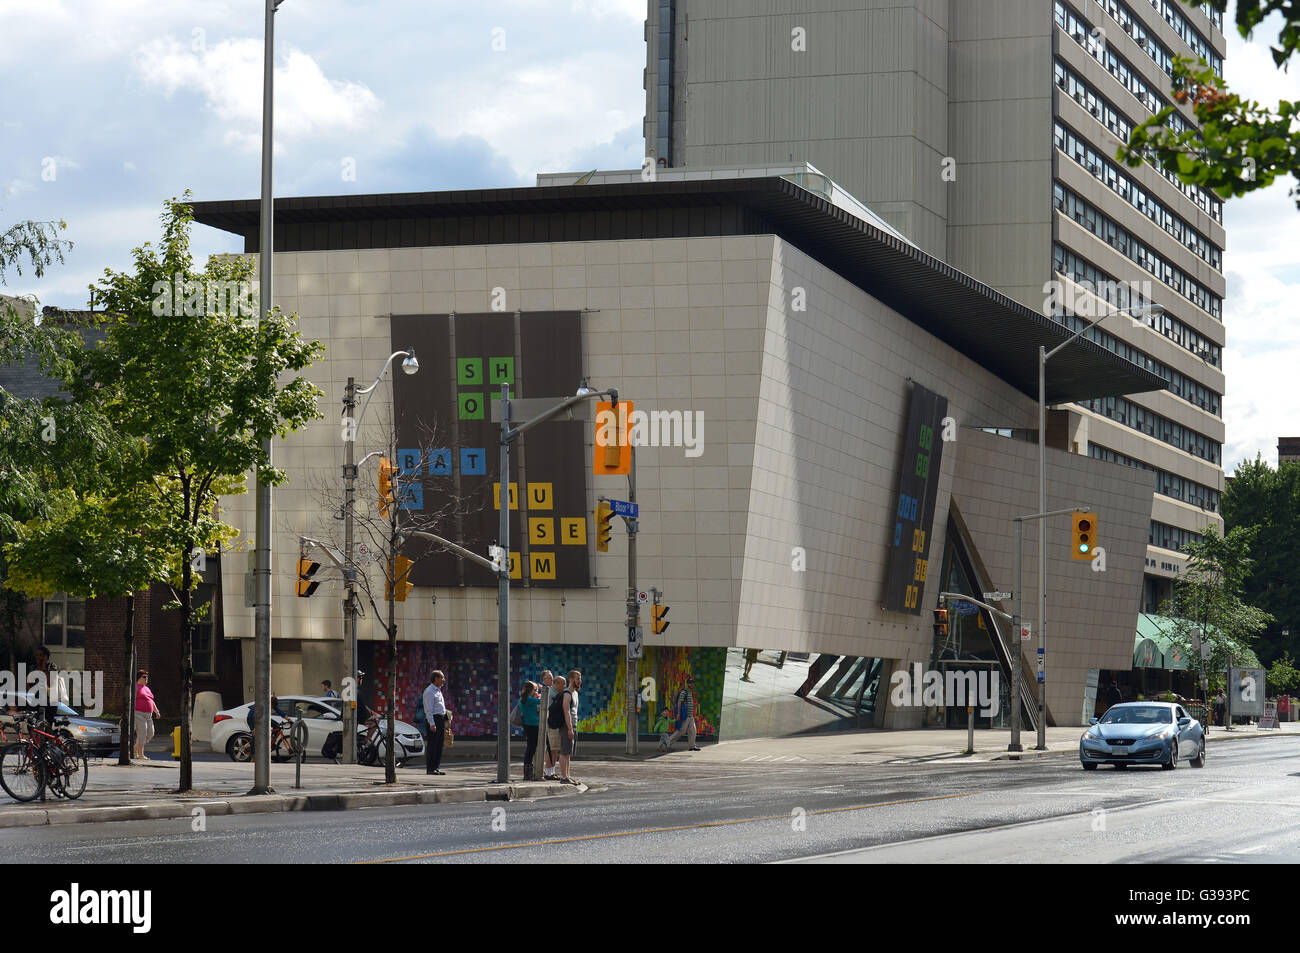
[359, 791, 979, 863]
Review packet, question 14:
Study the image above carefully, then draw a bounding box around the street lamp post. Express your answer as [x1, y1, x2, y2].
[341, 351, 418, 764]
[494, 380, 617, 783]
[1035, 301, 1163, 750]
[251, 0, 286, 796]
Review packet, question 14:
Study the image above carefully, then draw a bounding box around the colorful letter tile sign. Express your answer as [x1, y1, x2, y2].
[390, 312, 590, 589]
[883, 382, 948, 614]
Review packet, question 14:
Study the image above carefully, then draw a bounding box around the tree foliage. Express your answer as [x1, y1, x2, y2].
[1222, 455, 1300, 663]
[1158, 524, 1272, 695]
[1119, 1, 1300, 208]
[4, 195, 324, 789]
[0, 219, 72, 284]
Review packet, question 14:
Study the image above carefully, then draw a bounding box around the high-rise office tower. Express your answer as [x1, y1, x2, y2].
[646, 0, 1226, 611]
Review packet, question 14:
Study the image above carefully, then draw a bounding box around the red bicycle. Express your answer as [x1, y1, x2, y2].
[0, 713, 89, 802]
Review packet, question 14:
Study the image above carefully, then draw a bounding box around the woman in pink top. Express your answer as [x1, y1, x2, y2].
[133, 670, 160, 760]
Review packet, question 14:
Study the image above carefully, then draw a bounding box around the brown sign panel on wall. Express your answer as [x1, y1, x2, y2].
[390, 312, 589, 589]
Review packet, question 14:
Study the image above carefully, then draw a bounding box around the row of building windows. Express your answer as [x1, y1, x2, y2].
[1087, 443, 1222, 511]
[1052, 244, 1222, 367]
[653, 0, 675, 166]
[1054, 182, 1222, 318]
[1053, 117, 1221, 270]
[1077, 392, 1221, 464]
[1150, 519, 1203, 552]
[1054, 3, 1225, 223]
[1117, 0, 1223, 73]
[1054, 308, 1221, 415]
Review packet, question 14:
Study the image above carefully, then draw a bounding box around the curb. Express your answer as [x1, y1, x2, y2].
[0, 780, 580, 829]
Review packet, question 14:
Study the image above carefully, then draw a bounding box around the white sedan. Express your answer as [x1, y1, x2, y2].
[210, 695, 425, 763]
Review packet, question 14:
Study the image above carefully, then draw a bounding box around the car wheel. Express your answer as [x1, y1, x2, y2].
[1162, 740, 1178, 770]
[1082, 761, 1098, 771]
[228, 734, 252, 762]
[1190, 737, 1206, 768]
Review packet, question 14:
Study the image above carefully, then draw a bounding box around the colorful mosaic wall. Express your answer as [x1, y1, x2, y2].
[371, 642, 725, 737]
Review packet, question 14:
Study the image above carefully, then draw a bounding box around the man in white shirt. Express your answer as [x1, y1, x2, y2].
[422, 670, 448, 775]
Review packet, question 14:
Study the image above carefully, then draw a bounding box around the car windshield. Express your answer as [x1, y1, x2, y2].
[1101, 705, 1172, 725]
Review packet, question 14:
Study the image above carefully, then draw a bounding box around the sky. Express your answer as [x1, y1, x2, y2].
[1, 0, 1295, 473]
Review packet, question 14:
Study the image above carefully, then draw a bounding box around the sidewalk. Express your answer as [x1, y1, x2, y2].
[0, 756, 582, 829]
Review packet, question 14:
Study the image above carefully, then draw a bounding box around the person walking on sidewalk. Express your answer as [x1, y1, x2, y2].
[133, 670, 160, 760]
[519, 681, 541, 780]
[654, 707, 674, 751]
[665, 674, 700, 751]
[423, 670, 449, 775]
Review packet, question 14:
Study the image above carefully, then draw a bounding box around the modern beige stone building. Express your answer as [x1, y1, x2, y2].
[193, 170, 1161, 735]
[645, 0, 1227, 619]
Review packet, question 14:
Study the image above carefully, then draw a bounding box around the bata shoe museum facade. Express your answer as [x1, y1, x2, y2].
[192, 165, 1159, 740]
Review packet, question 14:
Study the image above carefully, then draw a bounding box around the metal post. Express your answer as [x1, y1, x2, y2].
[250, 0, 278, 796]
[342, 377, 357, 764]
[497, 382, 511, 783]
[967, 705, 974, 755]
[626, 444, 639, 755]
[1009, 519, 1023, 751]
[1037, 345, 1047, 751]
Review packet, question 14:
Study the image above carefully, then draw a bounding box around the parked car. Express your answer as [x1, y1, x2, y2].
[0, 693, 121, 757]
[1080, 701, 1206, 770]
[210, 695, 424, 763]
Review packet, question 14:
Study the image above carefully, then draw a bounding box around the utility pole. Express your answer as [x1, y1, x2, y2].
[341, 377, 358, 764]
[250, 0, 283, 797]
[625, 445, 639, 755]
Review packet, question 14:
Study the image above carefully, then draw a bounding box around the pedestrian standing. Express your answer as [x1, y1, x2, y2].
[540, 670, 558, 779]
[423, 670, 449, 775]
[558, 669, 582, 785]
[665, 674, 700, 751]
[133, 670, 159, 760]
[519, 681, 541, 780]
[545, 675, 567, 781]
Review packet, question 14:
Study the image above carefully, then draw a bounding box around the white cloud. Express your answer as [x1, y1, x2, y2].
[432, 51, 642, 179]
[132, 36, 382, 153]
[569, 0, 645, 18]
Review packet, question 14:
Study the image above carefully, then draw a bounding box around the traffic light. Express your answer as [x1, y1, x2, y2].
[296, 558, 321, 598]
[595, 500, 614, 552]
[1072, 512, 1098, 561]
[378, 457, 397, 518]
[386, 555, 414, 602]
[932, 607, 948, 639]
[653, 603, 670, 635]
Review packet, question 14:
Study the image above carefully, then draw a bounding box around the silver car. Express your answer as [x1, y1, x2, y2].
[1079, 701, 1206, 770]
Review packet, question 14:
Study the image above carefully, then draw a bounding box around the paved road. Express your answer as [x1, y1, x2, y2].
[7, 737, 1297, 863]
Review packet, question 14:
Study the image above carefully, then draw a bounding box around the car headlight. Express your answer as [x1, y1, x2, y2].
[1083, 728, 1102, 741]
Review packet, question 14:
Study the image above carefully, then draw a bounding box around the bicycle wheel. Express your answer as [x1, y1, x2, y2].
[271, 732, 290, 763]
[0, 743, 45, 802]
[57, 739, 89, 800]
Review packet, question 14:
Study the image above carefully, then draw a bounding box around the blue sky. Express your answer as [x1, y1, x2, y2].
[2, 0, 1296, 472]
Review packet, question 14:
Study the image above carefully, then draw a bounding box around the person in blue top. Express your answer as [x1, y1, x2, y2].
[519, 681, 541, 780]
[246, 695, 287, 745]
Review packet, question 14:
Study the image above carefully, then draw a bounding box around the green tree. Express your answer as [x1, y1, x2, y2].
[1120, 1, 1300, 208]
[1267, 651, 1299, 694]
[9, 196, 324, 791]
[1159, 525, 1273, 696]
[0, 217, 74, 672]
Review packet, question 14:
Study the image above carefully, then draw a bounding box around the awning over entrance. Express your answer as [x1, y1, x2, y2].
[1134, 614, 1191, 670]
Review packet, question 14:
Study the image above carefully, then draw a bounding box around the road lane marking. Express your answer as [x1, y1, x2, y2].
[357, 791, 980, 863]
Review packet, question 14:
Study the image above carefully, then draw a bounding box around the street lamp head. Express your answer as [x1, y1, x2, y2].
[401, 351, 419, 375]
[575, 378, 595, 397]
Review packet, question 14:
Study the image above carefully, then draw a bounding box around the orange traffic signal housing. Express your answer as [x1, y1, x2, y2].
[1072, 512, 1098, 561]
[593, 401, 633, 476]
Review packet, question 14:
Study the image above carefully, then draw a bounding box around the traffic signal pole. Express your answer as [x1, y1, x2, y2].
[625, 445, 638, 756]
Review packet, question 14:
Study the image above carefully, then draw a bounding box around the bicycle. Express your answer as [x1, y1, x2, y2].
[0, 714, 89, 802]
[270, 717, 307, 763]
[357, 714, 407, 768]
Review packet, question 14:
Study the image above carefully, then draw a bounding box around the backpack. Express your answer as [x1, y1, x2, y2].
[548, 692, 567, 729]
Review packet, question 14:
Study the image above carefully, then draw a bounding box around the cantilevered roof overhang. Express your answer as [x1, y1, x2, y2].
[191, 176, 1164, 405]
